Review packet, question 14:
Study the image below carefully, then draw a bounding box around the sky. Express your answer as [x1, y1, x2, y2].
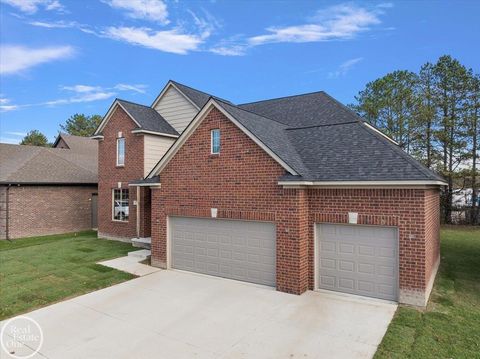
[0, 0, 479, 144]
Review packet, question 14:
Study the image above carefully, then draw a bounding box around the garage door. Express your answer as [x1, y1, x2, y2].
[316, 224, 398, 301]
[170, 217, 276, 286]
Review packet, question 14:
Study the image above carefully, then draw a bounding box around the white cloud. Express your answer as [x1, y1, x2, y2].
[328, 57, 363, 78]
[249, 4, 381, 46]
[0, 45, 75, 75]
[1, 82, 147, 112]
[4, 131, 27, 136]
[44, 91, 116, 106]
[1, 0, 64, 14]
[210, 45, 247, 56]
[114, 83, 147, 93]
[103, 26, 203, 54]
[62, 85, 102, 93]
[103, 0, 169, 24]
[0, 96, 19, 112]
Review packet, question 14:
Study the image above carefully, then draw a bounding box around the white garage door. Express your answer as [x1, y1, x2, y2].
[316, 224, 398, 301]
[170, 217, 276, 286]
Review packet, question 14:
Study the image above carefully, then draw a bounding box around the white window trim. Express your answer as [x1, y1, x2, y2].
[116, 137, 125, 167]
[112, 188, 129, 222]
[211, 129, 220, 154]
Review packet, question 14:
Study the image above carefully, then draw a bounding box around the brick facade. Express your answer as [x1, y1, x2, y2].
[150, 107, 441, 306]
[97, 107, 151, 241]
[0, 185, 96, 239]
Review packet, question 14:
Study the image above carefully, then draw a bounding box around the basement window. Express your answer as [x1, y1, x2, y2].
[112, 189, 129, 222]
[211, 129, 220, 154]
[117, 137, 125, 166]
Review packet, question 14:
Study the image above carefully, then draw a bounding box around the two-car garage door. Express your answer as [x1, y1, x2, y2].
[170, 217, 276, 286]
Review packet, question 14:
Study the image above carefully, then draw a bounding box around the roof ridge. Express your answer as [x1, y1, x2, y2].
[285, 120, 359, 130]
[357, 122, 443, 181]
[213, 97, 289, 126]
[239, 90, 328, 106]
[170, 80, 215, 98]
[117, 98, 150, 108]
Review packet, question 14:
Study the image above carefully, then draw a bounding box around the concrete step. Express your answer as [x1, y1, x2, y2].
[128, 249, 151, 261]
[131, 237, 151, 249]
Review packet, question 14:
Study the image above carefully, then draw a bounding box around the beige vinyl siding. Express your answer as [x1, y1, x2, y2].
[154, 86, 198, 133]
[144, 135, 176, 176]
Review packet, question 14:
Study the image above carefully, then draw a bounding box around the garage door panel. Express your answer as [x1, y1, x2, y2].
[171, 217, 276, 286]
[317, 224, 398, 301]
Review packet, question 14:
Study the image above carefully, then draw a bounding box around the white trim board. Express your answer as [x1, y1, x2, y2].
[278, 180, 447, 188]
[147, 99, 299, 178]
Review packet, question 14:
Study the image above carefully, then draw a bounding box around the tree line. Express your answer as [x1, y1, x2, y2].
[20, 114, 102, 146]
[350, 55, 479, 224]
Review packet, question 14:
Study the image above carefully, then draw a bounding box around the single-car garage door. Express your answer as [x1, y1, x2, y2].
[316, 224, 398, 301]
[170, 217, 276, 286]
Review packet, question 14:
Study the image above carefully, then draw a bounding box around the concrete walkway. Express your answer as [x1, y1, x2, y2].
[0, 270, 397, 359]
[97, 254, 160, 276]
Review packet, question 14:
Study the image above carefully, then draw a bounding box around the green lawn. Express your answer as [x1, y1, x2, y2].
[375, 226, 480, 359]
[0, 231, 135, 320]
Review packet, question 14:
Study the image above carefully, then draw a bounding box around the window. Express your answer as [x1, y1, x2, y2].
[117, 137, 125, 166]
[211, 129, 220, 154]
[112, 189, 129, 221]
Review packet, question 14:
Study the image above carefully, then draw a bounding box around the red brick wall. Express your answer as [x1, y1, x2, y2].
[4, 185, 96, 239]
[424, 188, 441, 284]
[151, 107, 441, 298]
[97, 106, 149, 240]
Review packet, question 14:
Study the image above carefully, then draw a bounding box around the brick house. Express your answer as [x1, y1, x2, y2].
[0, 134, 98, 239]
[94, 81, 446, 306]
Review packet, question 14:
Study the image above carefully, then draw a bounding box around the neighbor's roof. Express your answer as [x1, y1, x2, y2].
[117, 99, 179, 136]
[53, 133, 98, 157]
[0, 139, 98, 184]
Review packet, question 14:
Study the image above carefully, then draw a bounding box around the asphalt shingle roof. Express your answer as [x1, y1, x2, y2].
[0, 140, 98, 184]
[118, 99, 179, 136]
[123, 81, 445, 184]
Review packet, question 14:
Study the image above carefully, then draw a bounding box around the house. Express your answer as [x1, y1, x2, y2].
[94, 81, 446, 307]
[0, 134, 98, 239]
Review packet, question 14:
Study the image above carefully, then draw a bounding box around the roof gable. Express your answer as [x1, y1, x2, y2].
[93, 99, 178, 137]
[147, 99, 299, 179]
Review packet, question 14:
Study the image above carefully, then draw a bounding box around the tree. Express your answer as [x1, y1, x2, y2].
[414, 63, 437, 168]
[432, 55, 471, 223]
[466, 73, 480, 224]
[350, 70, 419, 154]
[60, 114, 102, 137]
[20, 130, 49, 147]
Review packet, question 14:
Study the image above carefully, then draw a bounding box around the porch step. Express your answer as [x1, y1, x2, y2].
[127, 249, 151, 261]
[131, 237, 151, 249]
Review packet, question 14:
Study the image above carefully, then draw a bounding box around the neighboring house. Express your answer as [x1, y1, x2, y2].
[0, 134, 98, 239]
[94, 80, 446, 307]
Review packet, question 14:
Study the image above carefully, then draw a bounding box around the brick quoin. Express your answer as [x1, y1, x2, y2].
[4, 185, 96, 239]
[150, 107, 441, 305]
[97, 106, 150, 240]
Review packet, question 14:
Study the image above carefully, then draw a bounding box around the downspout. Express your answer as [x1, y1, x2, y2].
[136, 186, 140, 238]
[6, 185, 10, 241]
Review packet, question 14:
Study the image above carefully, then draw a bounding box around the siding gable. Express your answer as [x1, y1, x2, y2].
[154, 86, 198, 133]
[144, 134, 175, 176]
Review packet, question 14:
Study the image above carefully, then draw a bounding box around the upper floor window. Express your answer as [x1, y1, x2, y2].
[211, 129, 220, 154]
[117, 137, 125, 166]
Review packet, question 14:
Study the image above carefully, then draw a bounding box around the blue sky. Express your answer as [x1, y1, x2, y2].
[0, 0, 479, 144]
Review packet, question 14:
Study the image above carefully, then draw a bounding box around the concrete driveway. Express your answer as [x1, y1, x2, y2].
[1, 270, 397, 359]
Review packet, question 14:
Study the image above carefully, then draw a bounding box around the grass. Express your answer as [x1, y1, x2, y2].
[375, 226, 480, 359]
[0, 231, 135, 320]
